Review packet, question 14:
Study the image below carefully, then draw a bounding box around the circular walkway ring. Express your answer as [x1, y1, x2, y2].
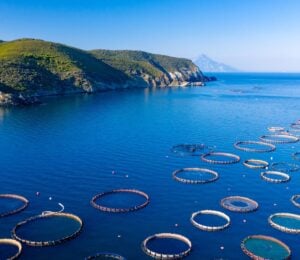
[268, 126, 285, 133]
[0, 238, 22, 260]
[171, 144, 213, 157]
[261, 171, 290, 183]
[270, 162, 300, 173]
[243, 159, 269, 169]
[291, 123, 300, 129]
[201, 152, 240, 165]
[172, 168, 219, 184]
[241, 235, 291, 260]
[190, 210, 230, 231]
[220, 196, 259, 213]
[91, 189, 150, 213]
[269, 213, 300, 234]
[260, 134, 299, 144]
[234, 141, 276, 153]
[141, 233, 192, 259]
[292, 152, 300, 161]
[291, 195, 300, 208]
[85, 252, 126, 260]
[11, 212, 83, 247]
[0, 194, 29, 218]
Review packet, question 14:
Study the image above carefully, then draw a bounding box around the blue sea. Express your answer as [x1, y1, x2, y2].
[0, 73, 300, 259]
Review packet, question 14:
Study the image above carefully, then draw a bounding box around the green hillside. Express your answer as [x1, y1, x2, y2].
[0, 39, 128, 94]
[0, 38, 205, 105]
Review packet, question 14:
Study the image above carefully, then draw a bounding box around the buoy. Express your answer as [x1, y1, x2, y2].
[220, 246, 224, 250]
[125, 175, 129, 178]
[175, 223, 179, 227]
[274, 203, 277, 206]
[112, 170, 115, 175]
[243, 219, 247, 223]
[36, 192, 40, 196]
[49, 197, 52, 201]
[270, 157, 273, 160]
[117, 234, 121, 238]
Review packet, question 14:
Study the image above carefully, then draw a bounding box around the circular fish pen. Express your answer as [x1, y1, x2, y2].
[0, 194, 29, 218]
[291, 195, 300, 208]
[190, 210, 230, 231]
[292, 152, 300, 161]
[0, 239, 22, 260]
[234, 141, 276, 153]
[201, 152, 240, 165]
[141, 233, 192, 259]
[268, 213, 300, 234]
[259, 134, 299, 144]
[270, 162, 300, 173]
[172, 168, 219, 184]
[220, 196, 258, 213]
[261, 171, 290, 183]
[241, 235, 291, 260]
[291, 123, 300, 129]
[85, 252, 126, 259]
[11, 212, 83, 246]
[91, 189, 150, 213]
[243, 159, 269, 169]
[171, 144, 213, 157]
[268, 126, 285, 133]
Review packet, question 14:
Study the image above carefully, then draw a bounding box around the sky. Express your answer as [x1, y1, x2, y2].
[1, 0, 300, 72]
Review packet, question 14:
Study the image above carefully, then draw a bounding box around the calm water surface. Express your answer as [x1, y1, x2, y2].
[0, 73, 300, 259]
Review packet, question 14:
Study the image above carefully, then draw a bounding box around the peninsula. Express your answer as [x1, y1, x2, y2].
[0, 39, 213, 105]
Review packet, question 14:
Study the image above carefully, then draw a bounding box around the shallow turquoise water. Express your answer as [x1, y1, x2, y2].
[0, 73, 300, 259]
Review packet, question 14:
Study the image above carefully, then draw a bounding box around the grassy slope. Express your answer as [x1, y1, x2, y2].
[90, 49, 198, 77]
[0, 39, 127, 93]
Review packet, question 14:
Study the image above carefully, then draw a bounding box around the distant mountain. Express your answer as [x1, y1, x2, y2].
[0, 38, 206, 105]
[194, 54, 239, 73]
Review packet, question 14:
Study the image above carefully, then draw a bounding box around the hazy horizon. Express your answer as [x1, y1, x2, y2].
[1, 0, 300, 72]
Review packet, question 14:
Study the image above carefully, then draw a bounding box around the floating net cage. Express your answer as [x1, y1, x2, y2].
[291, 123, 300, 129]
[269, 213, 300, 234]
[241, 235, 291, 260]
[0, 238, 22, 260]
[141, 233, 192, 259]
[172, 168, 219, 184]
[292, 152, 300, 161]
[259, 134, 299, 144]
[291, 195, 300, 208]
[220, 196, 259, 213]
[234, 141, 276, 153]
[0, 194, 29, 218]
[243, 159, 269, 169]
[11, 212, 83, 247]
[90, 189, 150, 213]
[270, 162, 300, 173]
[85, 253, 126, 260]
[201, 152, 240, 165]
[190, 210, 230, 232]
[261, 171, 290, 183]
[171, 144, 213, 157]
[267, 126, 285, 133]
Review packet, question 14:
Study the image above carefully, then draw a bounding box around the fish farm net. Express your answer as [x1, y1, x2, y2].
[220, 196, 259, 213]
[11, 212, 83, 246]
[241, 235, 291, 260]
[0, 194, 29, 218]
[243, 159, 269, 169]
[234, 141, 276, 153]
[0, 239, 22, 260]
[91, 189, 150, 213]
[190, 210, 230, 231]
[85, 253, 126, 260]
[141, 233, 192, 259]
[260, 171, 290, 183]
[270, 162, 300, 173]
[268, 213, 300, 234]
[201, 152, 240, 164]
[260, 134, 299, 144]
[171, 144, 213, 157]
[291, 195, 300, 208]
[172, 168, 219, 184]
